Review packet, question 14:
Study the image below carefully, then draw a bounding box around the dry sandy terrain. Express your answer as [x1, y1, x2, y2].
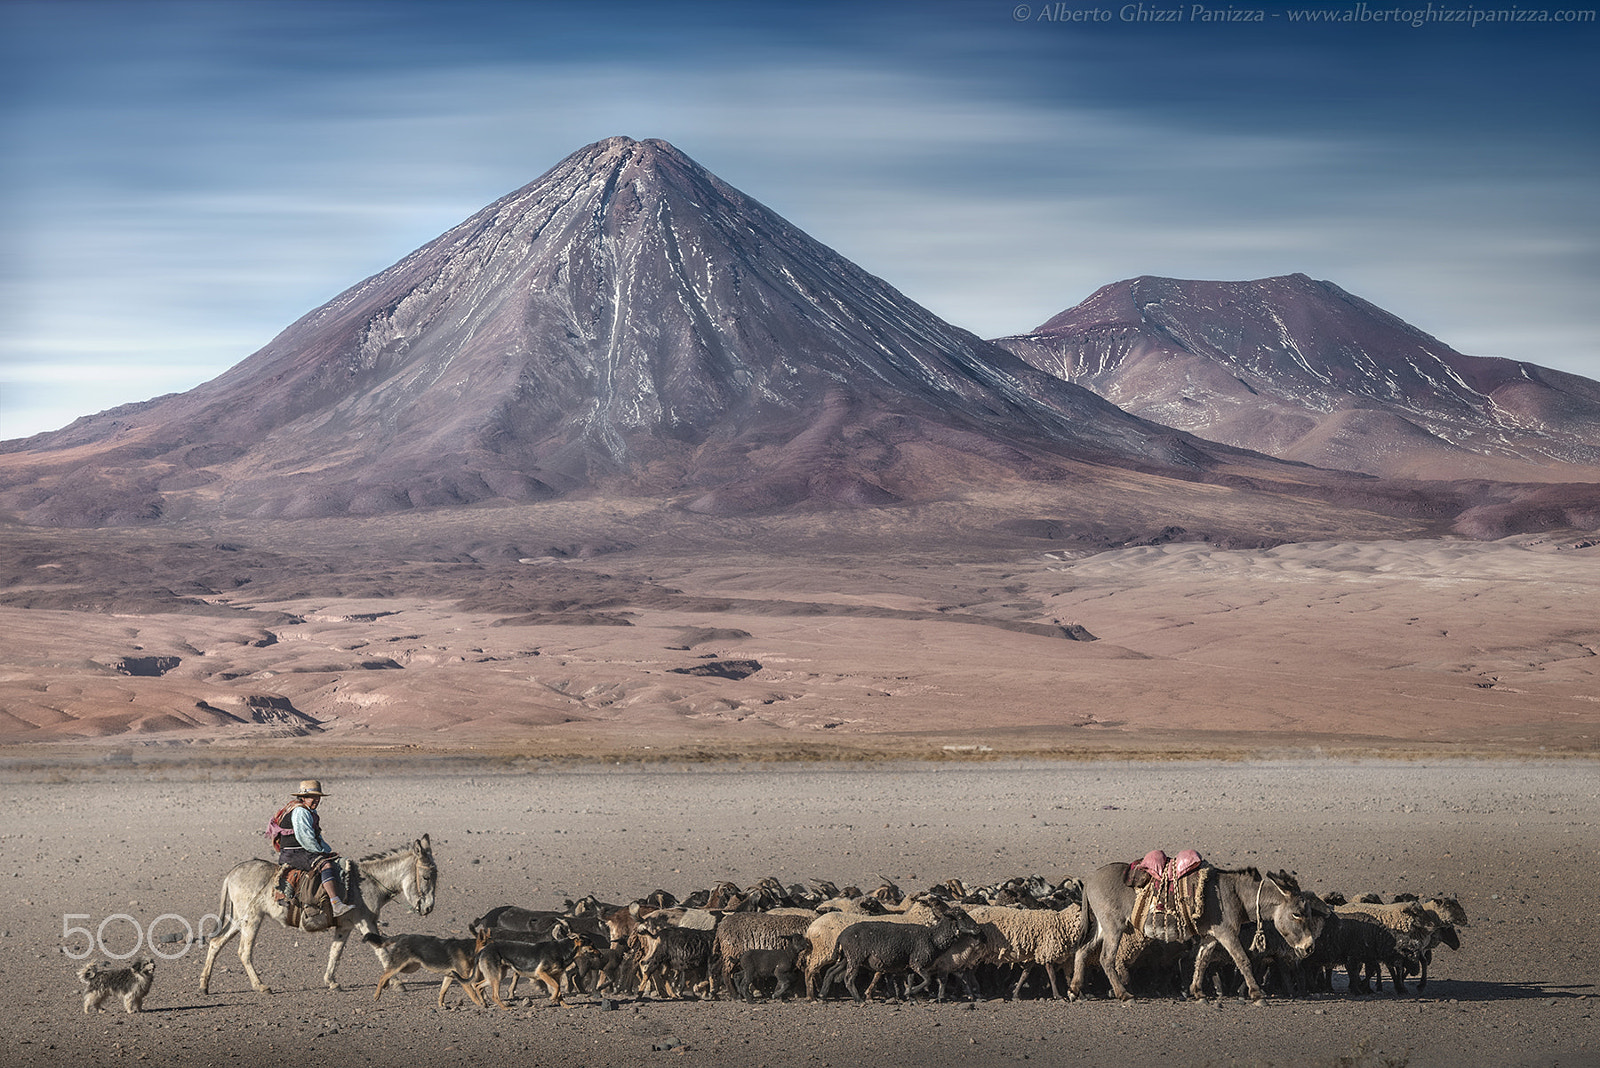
[1, 509, 1596, 756]
[1, 760, 1595, 1068]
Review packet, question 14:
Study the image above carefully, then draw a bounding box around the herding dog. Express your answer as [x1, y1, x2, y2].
[472, 932, 584, 1008]
[78, 958, 155, 1014]
[371, 929, 489, 1006]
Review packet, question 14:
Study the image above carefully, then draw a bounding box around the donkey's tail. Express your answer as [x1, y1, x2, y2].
[204, 874, 235, 940]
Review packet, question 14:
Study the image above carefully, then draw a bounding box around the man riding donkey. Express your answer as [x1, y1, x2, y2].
[267, 780, 356, 927]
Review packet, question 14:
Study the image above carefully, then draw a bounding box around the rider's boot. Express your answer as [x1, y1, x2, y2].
[322, 873, 352, 916]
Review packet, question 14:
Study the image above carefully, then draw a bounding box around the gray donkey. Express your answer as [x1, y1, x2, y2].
[199, 835, 437, 994]
[1072, 860, 1327, 1001]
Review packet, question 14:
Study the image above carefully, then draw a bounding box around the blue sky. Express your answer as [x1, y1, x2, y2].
[3, 0, 1596, 439]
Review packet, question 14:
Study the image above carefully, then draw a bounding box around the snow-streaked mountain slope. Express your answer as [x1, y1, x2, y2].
[994, 274, 1600, 482]
[1, 138, 1242, 524]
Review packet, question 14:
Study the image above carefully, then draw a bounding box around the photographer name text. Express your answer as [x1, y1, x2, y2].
[1014, 3, 1596, 25]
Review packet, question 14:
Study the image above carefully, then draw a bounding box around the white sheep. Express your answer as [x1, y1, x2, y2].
[963, 904, 1087, 1000]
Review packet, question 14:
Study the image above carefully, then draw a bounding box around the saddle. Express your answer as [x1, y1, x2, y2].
[1127, 849, 1208, 942]
[273, 858, 346, 932]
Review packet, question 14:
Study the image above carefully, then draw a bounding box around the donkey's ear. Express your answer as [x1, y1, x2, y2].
[419, 833, 431, 851]
[1263, 876, 1282, 896]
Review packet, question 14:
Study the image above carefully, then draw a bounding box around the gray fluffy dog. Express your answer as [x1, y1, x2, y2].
[78, 958, 155, 1014]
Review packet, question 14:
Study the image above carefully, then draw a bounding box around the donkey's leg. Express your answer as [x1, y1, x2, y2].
[324, 925, 352, 990]
[236, 917, 272, 993]
[198, 915, 240, 994]
[1069, 939, 1096, 999]
[1098, 924, 1136, 1001]
[1206, 929, 1264, 1001]
[1188, 938, 1222, 999]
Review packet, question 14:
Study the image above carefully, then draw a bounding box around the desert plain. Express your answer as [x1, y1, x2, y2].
[2, 761, 1595, 1068]
[1, 504, 1597, 1067]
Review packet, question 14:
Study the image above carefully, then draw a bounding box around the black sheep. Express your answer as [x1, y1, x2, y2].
[819, 911, 985, 1002]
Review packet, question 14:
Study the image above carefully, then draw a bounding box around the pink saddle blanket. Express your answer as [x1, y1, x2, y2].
[1129, 850, 1209, 942]
[1130, 849, 1204, 905]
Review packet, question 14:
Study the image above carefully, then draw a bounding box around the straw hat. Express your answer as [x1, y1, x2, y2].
[294, 779, 328, 797]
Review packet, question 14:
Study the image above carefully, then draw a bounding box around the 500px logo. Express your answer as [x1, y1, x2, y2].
[62, 913, 221, 961]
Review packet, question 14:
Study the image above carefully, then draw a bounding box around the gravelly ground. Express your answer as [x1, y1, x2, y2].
[4, 760, 1596, 1068]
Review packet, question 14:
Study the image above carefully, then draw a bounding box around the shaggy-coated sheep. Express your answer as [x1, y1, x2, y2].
[963, 904, 1087, 1000]
[1391, 894, 1468, 991]
[637, 925, 717, 1000]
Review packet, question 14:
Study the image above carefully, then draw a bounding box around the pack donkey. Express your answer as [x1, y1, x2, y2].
[1072, 860, 1327, 1001]
[200, 835, 437, 994]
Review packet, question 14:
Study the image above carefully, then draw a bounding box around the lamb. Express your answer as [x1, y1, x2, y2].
[926, 922, 993, 1001]
[962, 904, 1087, 1000]
[729, 934, 809, 1002]
[819, 909, 985, 1002]
[712, 911, 815, 999]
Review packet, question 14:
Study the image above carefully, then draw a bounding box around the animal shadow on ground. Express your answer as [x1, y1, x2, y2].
[1416, 980, 1592, 1002]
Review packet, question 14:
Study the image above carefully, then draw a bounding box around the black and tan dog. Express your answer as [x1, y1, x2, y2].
[472, 930, 585, 1008]
[78, 958, 155, 1014]
[372, 928, 489, 1006]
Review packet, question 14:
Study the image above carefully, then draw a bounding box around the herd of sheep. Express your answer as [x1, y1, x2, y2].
[418, 865, 1468, 1008]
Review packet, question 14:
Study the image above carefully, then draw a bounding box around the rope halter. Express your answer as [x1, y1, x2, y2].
[1250, 878, 1275, 953]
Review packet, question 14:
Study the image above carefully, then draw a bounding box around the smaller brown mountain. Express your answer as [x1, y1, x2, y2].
[994, 274, 1600, 482]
